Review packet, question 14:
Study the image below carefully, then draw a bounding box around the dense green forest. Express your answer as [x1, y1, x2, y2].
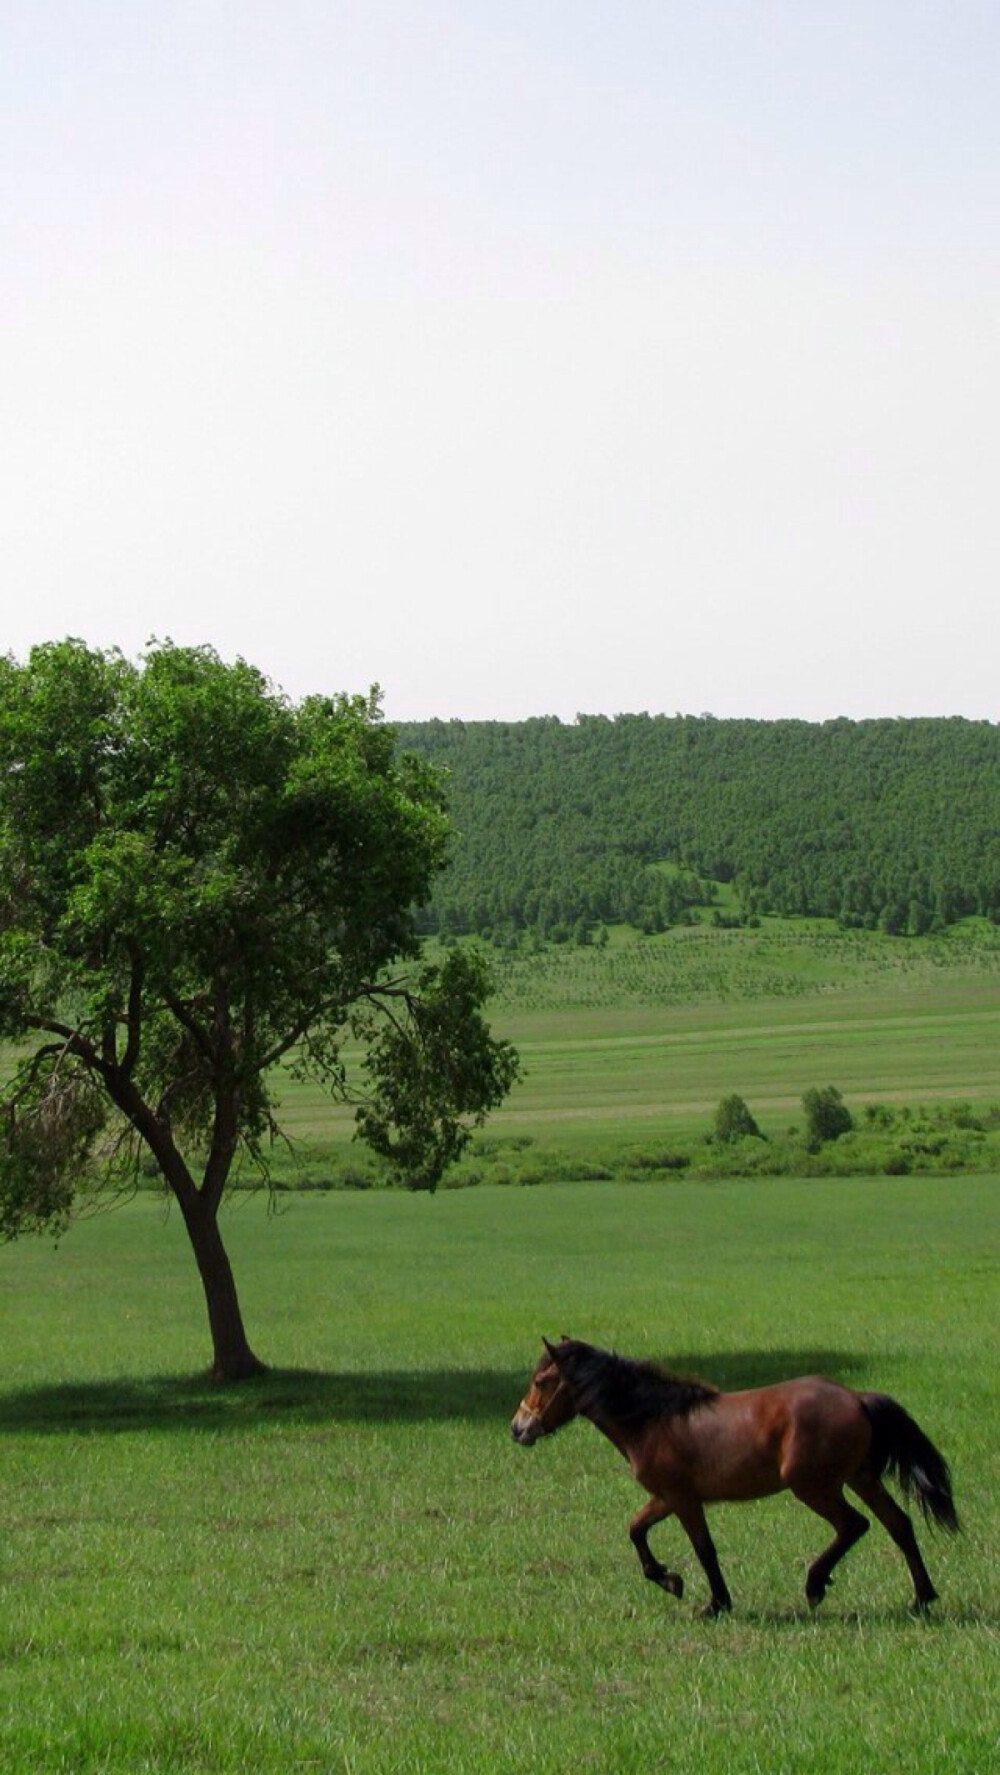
[394, 715, 1000, 940]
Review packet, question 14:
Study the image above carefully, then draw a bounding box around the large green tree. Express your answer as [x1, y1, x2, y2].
[0, 642, 518, 1379]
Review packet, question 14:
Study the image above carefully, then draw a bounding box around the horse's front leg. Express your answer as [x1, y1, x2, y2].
[629, 1497, 684, 1598]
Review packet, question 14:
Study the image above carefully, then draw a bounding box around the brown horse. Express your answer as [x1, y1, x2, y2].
[510, 1338, 958, 1616]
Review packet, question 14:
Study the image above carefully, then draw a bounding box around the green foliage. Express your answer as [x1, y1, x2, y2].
[621, 1146, 691, 1173]
[355, 949, 520, 1188]
[802, 1085, 855, 1147]
[713, 1093, 762, 1143]
[0, 1059, 107, 1239]
[395, 713, 1000, 939]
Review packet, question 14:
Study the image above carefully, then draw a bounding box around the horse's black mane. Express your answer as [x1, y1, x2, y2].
[554, 1340, 718, 1428]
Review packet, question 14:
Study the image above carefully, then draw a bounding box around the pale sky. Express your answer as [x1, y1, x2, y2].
[3, 3, 998, 722]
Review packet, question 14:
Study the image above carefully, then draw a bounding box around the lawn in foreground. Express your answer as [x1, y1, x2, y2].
[0, 1179, 997, 1773]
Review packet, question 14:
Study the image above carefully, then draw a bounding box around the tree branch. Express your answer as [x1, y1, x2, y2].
[355, 981, 421, 1041]
[120, 949, 144, 1078]
[258, 970, 430, 1077]
[161, 989, 215, 1062]
[24, 1015, 110, 1082]
[155, 1066, 205, 1123]
[1, 1041, 73, 1110]
[21, 1015, 203, 1213]
[258, 1006, 326, 1071]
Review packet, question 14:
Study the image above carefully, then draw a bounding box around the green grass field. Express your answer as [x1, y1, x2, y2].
[268, 927, 1000, 1167]
[1, 1178, 997, 1773]
[2, 925, 997, 1768]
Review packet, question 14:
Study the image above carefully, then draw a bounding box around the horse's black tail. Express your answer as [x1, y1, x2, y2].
[861, 1392, 960, 1532]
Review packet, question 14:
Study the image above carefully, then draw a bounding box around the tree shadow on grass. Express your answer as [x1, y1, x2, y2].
[0, 1348, 869, 1436]
[0, 1367, 524, 1435]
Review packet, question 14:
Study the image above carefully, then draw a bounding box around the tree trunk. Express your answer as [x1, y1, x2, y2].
[179, 1195, 267, 1382]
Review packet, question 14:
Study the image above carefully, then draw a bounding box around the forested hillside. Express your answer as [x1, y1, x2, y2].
[395, 715, 1000, 939]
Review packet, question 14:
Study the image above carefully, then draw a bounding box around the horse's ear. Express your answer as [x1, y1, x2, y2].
[542, 1336, 560, 1361]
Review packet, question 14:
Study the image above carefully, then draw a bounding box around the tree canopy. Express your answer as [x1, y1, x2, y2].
[0, 641, 518, 1378]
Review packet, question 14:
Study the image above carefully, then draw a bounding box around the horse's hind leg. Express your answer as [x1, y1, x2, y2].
[792, 1486, 869, 1609]
[676, 1499, 733, 1617]
[850, 1471, 938, 1612]
[629, 1498, 684, 1599]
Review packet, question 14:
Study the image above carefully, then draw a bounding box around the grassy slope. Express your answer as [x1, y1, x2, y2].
[1, 1181, 997, 1773]
[271, 926, 1000, 1159]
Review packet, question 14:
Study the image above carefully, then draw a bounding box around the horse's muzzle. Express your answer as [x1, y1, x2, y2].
[509, 1407, 542, 1445]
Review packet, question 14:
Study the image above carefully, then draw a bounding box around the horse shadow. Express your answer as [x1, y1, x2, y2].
[669, 1348, 872, 1392]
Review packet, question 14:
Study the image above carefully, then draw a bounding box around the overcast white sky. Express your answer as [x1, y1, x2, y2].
[3, 3, 998, 722]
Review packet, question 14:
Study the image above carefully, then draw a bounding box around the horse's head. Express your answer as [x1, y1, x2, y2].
[510, 1338, 579, 1445]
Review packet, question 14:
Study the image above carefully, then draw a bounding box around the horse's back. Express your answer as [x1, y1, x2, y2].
[719, 1373, 861, 1429]
[662, 1375, 871, 1504]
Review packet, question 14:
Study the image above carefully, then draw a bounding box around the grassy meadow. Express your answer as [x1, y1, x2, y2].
[1, 1178, 998, 1773]
[266, 923, 1000, 1174]
[2, 922, 998, 1771]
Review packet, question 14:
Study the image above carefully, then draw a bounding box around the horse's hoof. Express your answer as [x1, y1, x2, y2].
[701, 1597, 731, 1619]
[908, 1595, 938, 1618]
[645, 1563, 683, 1599]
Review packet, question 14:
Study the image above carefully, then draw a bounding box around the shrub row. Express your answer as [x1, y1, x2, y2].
[129, 1096, 1000, 1195]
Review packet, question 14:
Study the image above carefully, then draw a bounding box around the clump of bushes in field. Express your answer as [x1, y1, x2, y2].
[621, 1146, 691, 1174]
[408, 1094, 997, 1187]
[602, 1091, 1000, 1184]
[137, 1097, 1000, 1196]
[308, 1094, 999, 1189]
[692, 1094, 1000, 1180]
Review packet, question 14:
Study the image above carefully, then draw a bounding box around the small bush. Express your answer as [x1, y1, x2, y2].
[864, 1103, 895, 1129]
[559, 1161, 615, 1181]
[473, 1133, 535, 1156]
[713, 1095, 762, 1143]
[802, 1085, 854, 1147]
[297, 1166, 379, 1191]
[442, 1167, 483, 1190]
[625, 1148, 691, 1173]
[946, 1103, 984, 1131]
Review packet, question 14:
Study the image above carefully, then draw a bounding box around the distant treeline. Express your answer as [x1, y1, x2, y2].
[394, 715, 1000, 940]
